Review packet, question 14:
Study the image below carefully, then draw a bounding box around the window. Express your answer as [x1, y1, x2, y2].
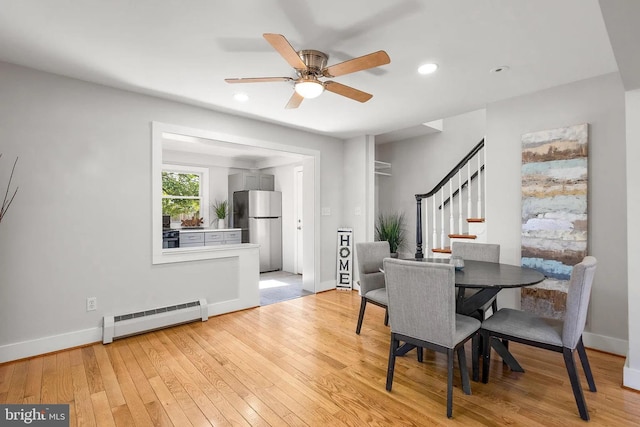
[162, 164, 209, 227]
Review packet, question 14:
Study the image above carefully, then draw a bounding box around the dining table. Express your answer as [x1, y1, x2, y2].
[391, 257, 546, 376]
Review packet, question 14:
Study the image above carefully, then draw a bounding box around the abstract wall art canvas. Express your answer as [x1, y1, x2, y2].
[521, 123, 588, 319]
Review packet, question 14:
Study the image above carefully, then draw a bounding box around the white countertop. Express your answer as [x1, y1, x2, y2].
[177, 228, 241, 233]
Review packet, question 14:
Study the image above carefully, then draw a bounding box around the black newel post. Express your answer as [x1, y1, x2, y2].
[415, 195, 423, 259]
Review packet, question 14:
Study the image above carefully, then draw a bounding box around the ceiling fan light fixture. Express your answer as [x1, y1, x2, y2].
[295, 80, 324, 99]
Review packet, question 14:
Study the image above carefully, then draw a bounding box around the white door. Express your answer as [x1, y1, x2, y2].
[294, 166, 303, 274]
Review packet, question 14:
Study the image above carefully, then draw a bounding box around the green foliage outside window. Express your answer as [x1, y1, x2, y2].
[162, 172, 201, 220]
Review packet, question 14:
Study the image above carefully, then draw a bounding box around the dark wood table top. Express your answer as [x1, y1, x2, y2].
[405, 258, 546, 289]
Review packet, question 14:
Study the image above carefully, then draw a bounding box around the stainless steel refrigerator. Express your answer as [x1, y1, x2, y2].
[233, 190, 282, 273]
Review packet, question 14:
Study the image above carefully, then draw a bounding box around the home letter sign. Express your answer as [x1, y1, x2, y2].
[336, 228, 353, 291]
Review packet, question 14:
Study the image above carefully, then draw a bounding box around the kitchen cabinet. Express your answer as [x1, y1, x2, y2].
[222, 230, 241, 244]
[205, 231, 223, 245]
[229, 172, 275, 191]
[205, 230, 241, 245]
[179, 232, 205, 247]
[178, 229, 242, 247]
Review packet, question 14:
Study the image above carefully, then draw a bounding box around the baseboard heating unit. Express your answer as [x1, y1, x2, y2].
[103, 298, 208, 344]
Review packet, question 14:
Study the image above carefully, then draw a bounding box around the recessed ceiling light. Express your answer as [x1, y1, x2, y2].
[234, 92, 249, 102]
[418, 63, 438, 75]
[490, 65, 510, 73]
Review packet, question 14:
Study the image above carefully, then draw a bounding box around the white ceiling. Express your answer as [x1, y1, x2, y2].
[162, 132, 309, 169]
[0, 0, 620, 141]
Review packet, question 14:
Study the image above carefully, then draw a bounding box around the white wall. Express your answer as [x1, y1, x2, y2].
[343, 135, 374, 243]
[624, 88, 640, 388]
[0, 61, 344, 361]
[341, 135, 375, 287]
[486, 72, 628, 354]
[376, 109, 486, 258]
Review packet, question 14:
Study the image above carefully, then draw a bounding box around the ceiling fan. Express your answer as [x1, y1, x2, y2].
[225, 33, 391, 109]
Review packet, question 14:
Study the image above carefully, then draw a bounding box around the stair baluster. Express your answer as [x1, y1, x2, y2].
[467, 162, 472, 220]
[458, 170, 463, 234]
[432, 196, 437, 255]
[477, 149, 483, 218]
[449, 181, 454, 235]
[415, 194, 423, 259]
[415, 139, 485, 256]
[440, 188, 445, 249]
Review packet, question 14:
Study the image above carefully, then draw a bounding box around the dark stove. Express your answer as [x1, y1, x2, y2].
[162, 229, 179, 248]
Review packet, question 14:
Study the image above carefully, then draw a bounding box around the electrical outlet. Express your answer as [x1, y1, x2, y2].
[87, 297, 97, 312]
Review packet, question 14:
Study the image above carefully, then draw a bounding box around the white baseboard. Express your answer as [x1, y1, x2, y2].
[623, 357, 640, 391]
[582, 331, 627, 356]
[0, 327, 102, 364]
[3, 301, 625, 365]
[0, 299, 259, 364]
[318, 279, 337, 293]
[207, 299, 258, 316]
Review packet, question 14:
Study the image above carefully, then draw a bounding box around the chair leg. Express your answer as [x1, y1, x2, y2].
[457, 345, 471, 395]
[386, 334, 399, 391]
[356, 297, 367, 334]
[563, 347, 590, 421]
[417, 347, 423, 363]
[489, 300, 510, 359]
[482, 331, 491, 384]
[384, 308, 389, 326]
[447, 349, 454, 418]
[472, 333, 479, 382]
[502, 339, 509, 366]
[577, 338, 597, 392]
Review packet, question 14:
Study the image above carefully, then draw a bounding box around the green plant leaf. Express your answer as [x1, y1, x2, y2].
[374, 212, 406, 253]
[212, 199, 228, 219]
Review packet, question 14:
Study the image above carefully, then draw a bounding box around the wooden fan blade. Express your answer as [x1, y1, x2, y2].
[225, 77, 293, 83]
[324, 81, 373, 103]
[323, 50, 390, 78]
[285, 92, 304, 109]
[263, 33, 307, 70]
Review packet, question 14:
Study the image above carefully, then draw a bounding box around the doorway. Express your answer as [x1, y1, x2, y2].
[259, 164, 309, 305]
[259, 270, 312, 306]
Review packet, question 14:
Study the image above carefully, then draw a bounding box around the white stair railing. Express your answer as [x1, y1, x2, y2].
[414, 139, 486, 258]
[477, 149, 484, 219]
[458, 171, 463, 233]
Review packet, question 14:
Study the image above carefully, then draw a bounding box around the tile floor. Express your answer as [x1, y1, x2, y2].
[259, 271, 312, 305]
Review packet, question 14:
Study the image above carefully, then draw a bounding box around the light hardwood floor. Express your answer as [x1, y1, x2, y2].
[1, 290, 639, 426]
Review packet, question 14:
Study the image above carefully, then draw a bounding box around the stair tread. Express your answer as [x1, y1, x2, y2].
[467, 218, 485, 223]
[432, 247, 452, 254]
[448, 234, 477, 239]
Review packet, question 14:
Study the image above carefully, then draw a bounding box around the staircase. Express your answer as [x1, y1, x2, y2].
[415, 139, 486, 258]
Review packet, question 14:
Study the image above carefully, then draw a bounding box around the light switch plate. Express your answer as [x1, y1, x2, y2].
[321, 207, 331, 216]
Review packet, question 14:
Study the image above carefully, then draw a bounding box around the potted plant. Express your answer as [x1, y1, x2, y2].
[375, 212, 406, 257]
[212, 199, 228, 229]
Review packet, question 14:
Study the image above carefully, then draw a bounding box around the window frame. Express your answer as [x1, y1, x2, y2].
[161, 164, 210, 228]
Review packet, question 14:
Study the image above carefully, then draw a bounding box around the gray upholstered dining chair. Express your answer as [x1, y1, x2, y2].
[355, 241, 391, 334]
[480, 256, 597, 421]
[383, 258, 481, 418]
[451, 241, 500, 319]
